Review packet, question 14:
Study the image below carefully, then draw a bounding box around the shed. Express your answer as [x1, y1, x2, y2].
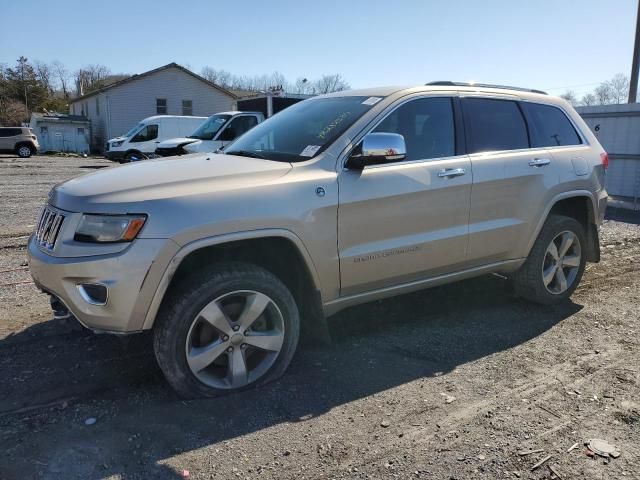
[29, 113, 91, 154]
[576, 104, 640, 208]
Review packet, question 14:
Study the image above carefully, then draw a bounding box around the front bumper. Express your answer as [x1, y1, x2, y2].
[28, 235, 173, 333]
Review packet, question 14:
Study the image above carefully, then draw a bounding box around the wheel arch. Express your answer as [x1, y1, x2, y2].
[526, 191, 600, 261]
[142, 229, 325, 334]
[15, 141, 36, 152]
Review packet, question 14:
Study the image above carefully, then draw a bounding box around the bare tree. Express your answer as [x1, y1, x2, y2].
[560, 90, 578, 105]
[607, 73, 630, 104]
[594, 82, 614, 105]
[0, 98, 25, 125]
[34, 61, 53, 94]
[200, 67, 235, 89]
[580, 93, 597, 106]
[293, 77, 312, 94]
[312, 74, 350, 94]
[52, 61, 70, 98]
[74, 64, 112, 95]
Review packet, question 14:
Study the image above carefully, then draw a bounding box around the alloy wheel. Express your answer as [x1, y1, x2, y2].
[541, 230, 582, 294]
[185, 290, 285, 389]
[18, 146, 31, 157]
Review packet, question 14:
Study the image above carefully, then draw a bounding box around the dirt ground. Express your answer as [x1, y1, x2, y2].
[0, 154, 639, 480]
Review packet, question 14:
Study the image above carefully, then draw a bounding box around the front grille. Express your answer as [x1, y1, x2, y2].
[35, 206, 66, 251]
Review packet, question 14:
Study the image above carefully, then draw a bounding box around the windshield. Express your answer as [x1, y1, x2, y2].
[189, 114, 231, 140]
[225, 96, 381, 162]
[124, 123, 143, 138]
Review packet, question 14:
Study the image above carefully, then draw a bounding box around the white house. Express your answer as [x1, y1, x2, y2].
[68, 63, 238, 152]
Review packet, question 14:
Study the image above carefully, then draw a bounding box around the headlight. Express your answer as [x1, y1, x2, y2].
[111, 140, 124, 147]
[74, 214, 147, 243]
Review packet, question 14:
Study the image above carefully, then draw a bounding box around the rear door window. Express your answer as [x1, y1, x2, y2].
[373, 97, 455, 161]
[462, 98, 529, 153]
[521, 102, 582, 147]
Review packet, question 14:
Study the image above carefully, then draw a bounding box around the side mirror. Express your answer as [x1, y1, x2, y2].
[345, 132, 406, 170]
[218, 127, 236, 142]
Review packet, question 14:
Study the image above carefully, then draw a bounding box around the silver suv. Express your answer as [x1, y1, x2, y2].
[0, 127, 40, 158]
[28, 82, 608, 398]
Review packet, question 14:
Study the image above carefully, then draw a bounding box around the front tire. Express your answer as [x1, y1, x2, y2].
[123, 151, 145, 163]
[153, 262, 300, 398]
[513, 215, 587, 305]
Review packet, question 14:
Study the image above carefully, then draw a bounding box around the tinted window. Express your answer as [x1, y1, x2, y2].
[522, 102, 581, 147]
[131, 124, 158, 142]
[374, 97, 455, 161]
[463, 98, 529, 153]
[0, 128, 22, 137]
[227, 115, 258, 138]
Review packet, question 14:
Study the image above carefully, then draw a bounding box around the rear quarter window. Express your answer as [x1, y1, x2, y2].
[521, 102, 582, 147]
[462, 98, 529, 153]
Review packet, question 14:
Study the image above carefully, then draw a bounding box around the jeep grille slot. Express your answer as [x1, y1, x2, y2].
[35, 206, 65, 251]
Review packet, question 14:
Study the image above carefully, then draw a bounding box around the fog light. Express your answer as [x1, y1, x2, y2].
[78, 283, 108, 305]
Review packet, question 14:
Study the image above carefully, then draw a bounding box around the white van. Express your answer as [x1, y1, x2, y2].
[155, 112, 265, 157]
[105, 115, 206, 162]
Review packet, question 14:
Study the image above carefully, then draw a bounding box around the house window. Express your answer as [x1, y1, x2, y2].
[84, 102, 89, 116]
[40, 126, 48, 134]
[77, 127, 85, 135]
[182, 100, 193, 116]
[95, 98, 100, 116]
[156, 98, 167, 114]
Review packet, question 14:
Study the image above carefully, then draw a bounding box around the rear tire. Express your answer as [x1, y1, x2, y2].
[153, 262, 300, 398]
[513, 215, 587, 305]
[16, 144, 34, 158]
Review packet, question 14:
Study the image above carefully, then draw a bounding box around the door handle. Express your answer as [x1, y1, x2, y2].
[438, 167, 466, 178]
[529, 158, 551, 167]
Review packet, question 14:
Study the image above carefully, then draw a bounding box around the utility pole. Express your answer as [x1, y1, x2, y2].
[17, 56, 29, 116]
[629, 0, 640, 102]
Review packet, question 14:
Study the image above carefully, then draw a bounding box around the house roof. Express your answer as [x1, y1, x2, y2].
[69, 63, 237, 103]
[229, 89, 261, 98]
[31, 112, 90, 123]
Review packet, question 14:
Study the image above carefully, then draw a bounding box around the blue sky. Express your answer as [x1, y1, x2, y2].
[1, 0, 637, 97]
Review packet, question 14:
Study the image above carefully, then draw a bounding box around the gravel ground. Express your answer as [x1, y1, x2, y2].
[0, 154, 639, 480]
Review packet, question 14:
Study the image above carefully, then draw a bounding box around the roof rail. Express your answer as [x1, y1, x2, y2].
[426, 81, 547, 95]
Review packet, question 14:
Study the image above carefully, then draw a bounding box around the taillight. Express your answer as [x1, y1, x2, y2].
[600, 152, 609, 170]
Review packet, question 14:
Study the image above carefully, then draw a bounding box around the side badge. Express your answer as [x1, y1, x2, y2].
[315, 186, 326, 197]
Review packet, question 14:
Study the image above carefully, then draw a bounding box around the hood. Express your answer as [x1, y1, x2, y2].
[50, 152, 292, 212]
[158, 137, 199, 148]
[109, 136, 127, 143]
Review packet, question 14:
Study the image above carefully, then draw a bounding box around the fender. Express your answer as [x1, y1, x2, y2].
[141, 228, 322, 330]
[524, 189, 598, 256]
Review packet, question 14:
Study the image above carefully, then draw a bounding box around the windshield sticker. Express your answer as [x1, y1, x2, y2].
[317, 112, 351, 140]
[300, 145, 322, 157]
[362, 96, 382, 105]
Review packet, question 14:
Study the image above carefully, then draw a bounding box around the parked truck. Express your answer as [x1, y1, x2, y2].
[155, 94, 309, 156]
